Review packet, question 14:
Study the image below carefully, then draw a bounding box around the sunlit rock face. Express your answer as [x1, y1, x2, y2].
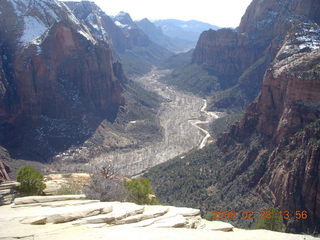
[215, 0, 320, 233]
[193, 0, 320, 107]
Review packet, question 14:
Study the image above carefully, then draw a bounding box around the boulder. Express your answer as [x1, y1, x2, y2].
[0, 181, 20, 205]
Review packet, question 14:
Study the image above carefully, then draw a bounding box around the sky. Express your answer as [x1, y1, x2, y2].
[76, 0, 253, 28]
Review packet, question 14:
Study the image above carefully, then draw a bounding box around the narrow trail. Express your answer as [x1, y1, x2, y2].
[92, 68, 222, 176]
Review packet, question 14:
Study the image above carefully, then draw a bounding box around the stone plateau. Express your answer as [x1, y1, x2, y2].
[0, 195, 318, 240]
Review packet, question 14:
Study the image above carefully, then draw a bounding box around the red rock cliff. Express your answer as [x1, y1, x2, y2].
[218, 19, 320, 233]
[192, 0, 320, 106]
[0, 0, 125, 159]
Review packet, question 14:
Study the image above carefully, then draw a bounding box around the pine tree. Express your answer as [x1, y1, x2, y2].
[253, 208, 284, 232]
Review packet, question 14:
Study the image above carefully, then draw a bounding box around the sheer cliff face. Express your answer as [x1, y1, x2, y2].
[192, 0, 320, 233]
[193, 29, 264, 84]
[216, 4, 320, 233]
[254, 22, 320, 140]
[0, 0, 125, 159]
[193, 0, 320, 106]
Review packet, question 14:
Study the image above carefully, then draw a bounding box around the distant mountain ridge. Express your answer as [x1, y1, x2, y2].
[136, 18, 191, 53]
[153, 19, 219, 49]
[64, 3, 173, 77]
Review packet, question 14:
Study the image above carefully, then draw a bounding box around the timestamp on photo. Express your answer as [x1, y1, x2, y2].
[210, 210, 308, 220]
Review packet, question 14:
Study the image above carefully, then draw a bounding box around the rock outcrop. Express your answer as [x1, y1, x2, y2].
[0, 195, 317, 240]
[0, 181, 20, 205]
[64, 3, 172, 76]
[216, 11, 320, 234]
[147, 0, 320, 234]
[193, 0, 320, 108]
[0, 161, 10, 183]
[0, 0, 125, 159]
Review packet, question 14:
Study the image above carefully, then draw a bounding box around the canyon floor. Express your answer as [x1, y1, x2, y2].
[83, 68, 221, 176]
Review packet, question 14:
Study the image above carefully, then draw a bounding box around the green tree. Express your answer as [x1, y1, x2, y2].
[204, 211, 215, 221]
[253, 208, 285, 232]
[16, 166, 46, 195]
[124, 177, 160, 205]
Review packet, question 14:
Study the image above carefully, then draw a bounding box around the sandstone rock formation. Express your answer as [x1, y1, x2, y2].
[0, 181, 20, 205]
[147, 0, 320, 234]
[0, 0, 125, 160]
[0, 195, 317, 240]
[0, 161, 10, 183]
[193, 0, 320, 109]
[216, 10, 320, 234]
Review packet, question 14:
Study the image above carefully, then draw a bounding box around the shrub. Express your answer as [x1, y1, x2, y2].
[253, 208, 285, 232]
[84, 161, 128, 202]
[16, 166, 46, 195]
[124, 177, 160, 205]
[204, 211, 215, 221]
[84, 175, 128, 202]
[56, 180, 83, 195]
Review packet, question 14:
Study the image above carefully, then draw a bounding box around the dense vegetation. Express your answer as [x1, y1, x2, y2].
[253, 208, 285, 232]
[124, 178, 160, 205]
[16, 166, 46, 195]
[210, 110, 244, 137]
[120, 43, 173, 77]
[144, 141, 270, 228]
[161, 64, 220, 96]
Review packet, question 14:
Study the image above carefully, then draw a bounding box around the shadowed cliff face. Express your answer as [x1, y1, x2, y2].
[193, 28, 265, 88]
[0, 0, 125, 160]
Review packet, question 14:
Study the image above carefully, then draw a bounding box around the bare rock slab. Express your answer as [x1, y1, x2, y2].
[14, 195, 86, 205]
[12, 200, 99, 208]
[167, 206, 200, 217]
[198, 220, 234, 232]
[115, 206, 169, 225]
[71, 202, 144, 225]
[45, 202, 113, 224]
[151, 215, 187, 228]
[20, 216, 47, 225]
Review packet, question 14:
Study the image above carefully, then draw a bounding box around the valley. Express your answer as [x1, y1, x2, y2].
[0, 0, 319, 235]
[88, 68, 222, 176]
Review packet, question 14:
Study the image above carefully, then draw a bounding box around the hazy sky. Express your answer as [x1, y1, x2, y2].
[74, 0, 253, 28]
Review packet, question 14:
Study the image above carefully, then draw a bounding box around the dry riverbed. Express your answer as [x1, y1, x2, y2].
[50, 68, 222, 176]
[93, 68, 222, 176]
